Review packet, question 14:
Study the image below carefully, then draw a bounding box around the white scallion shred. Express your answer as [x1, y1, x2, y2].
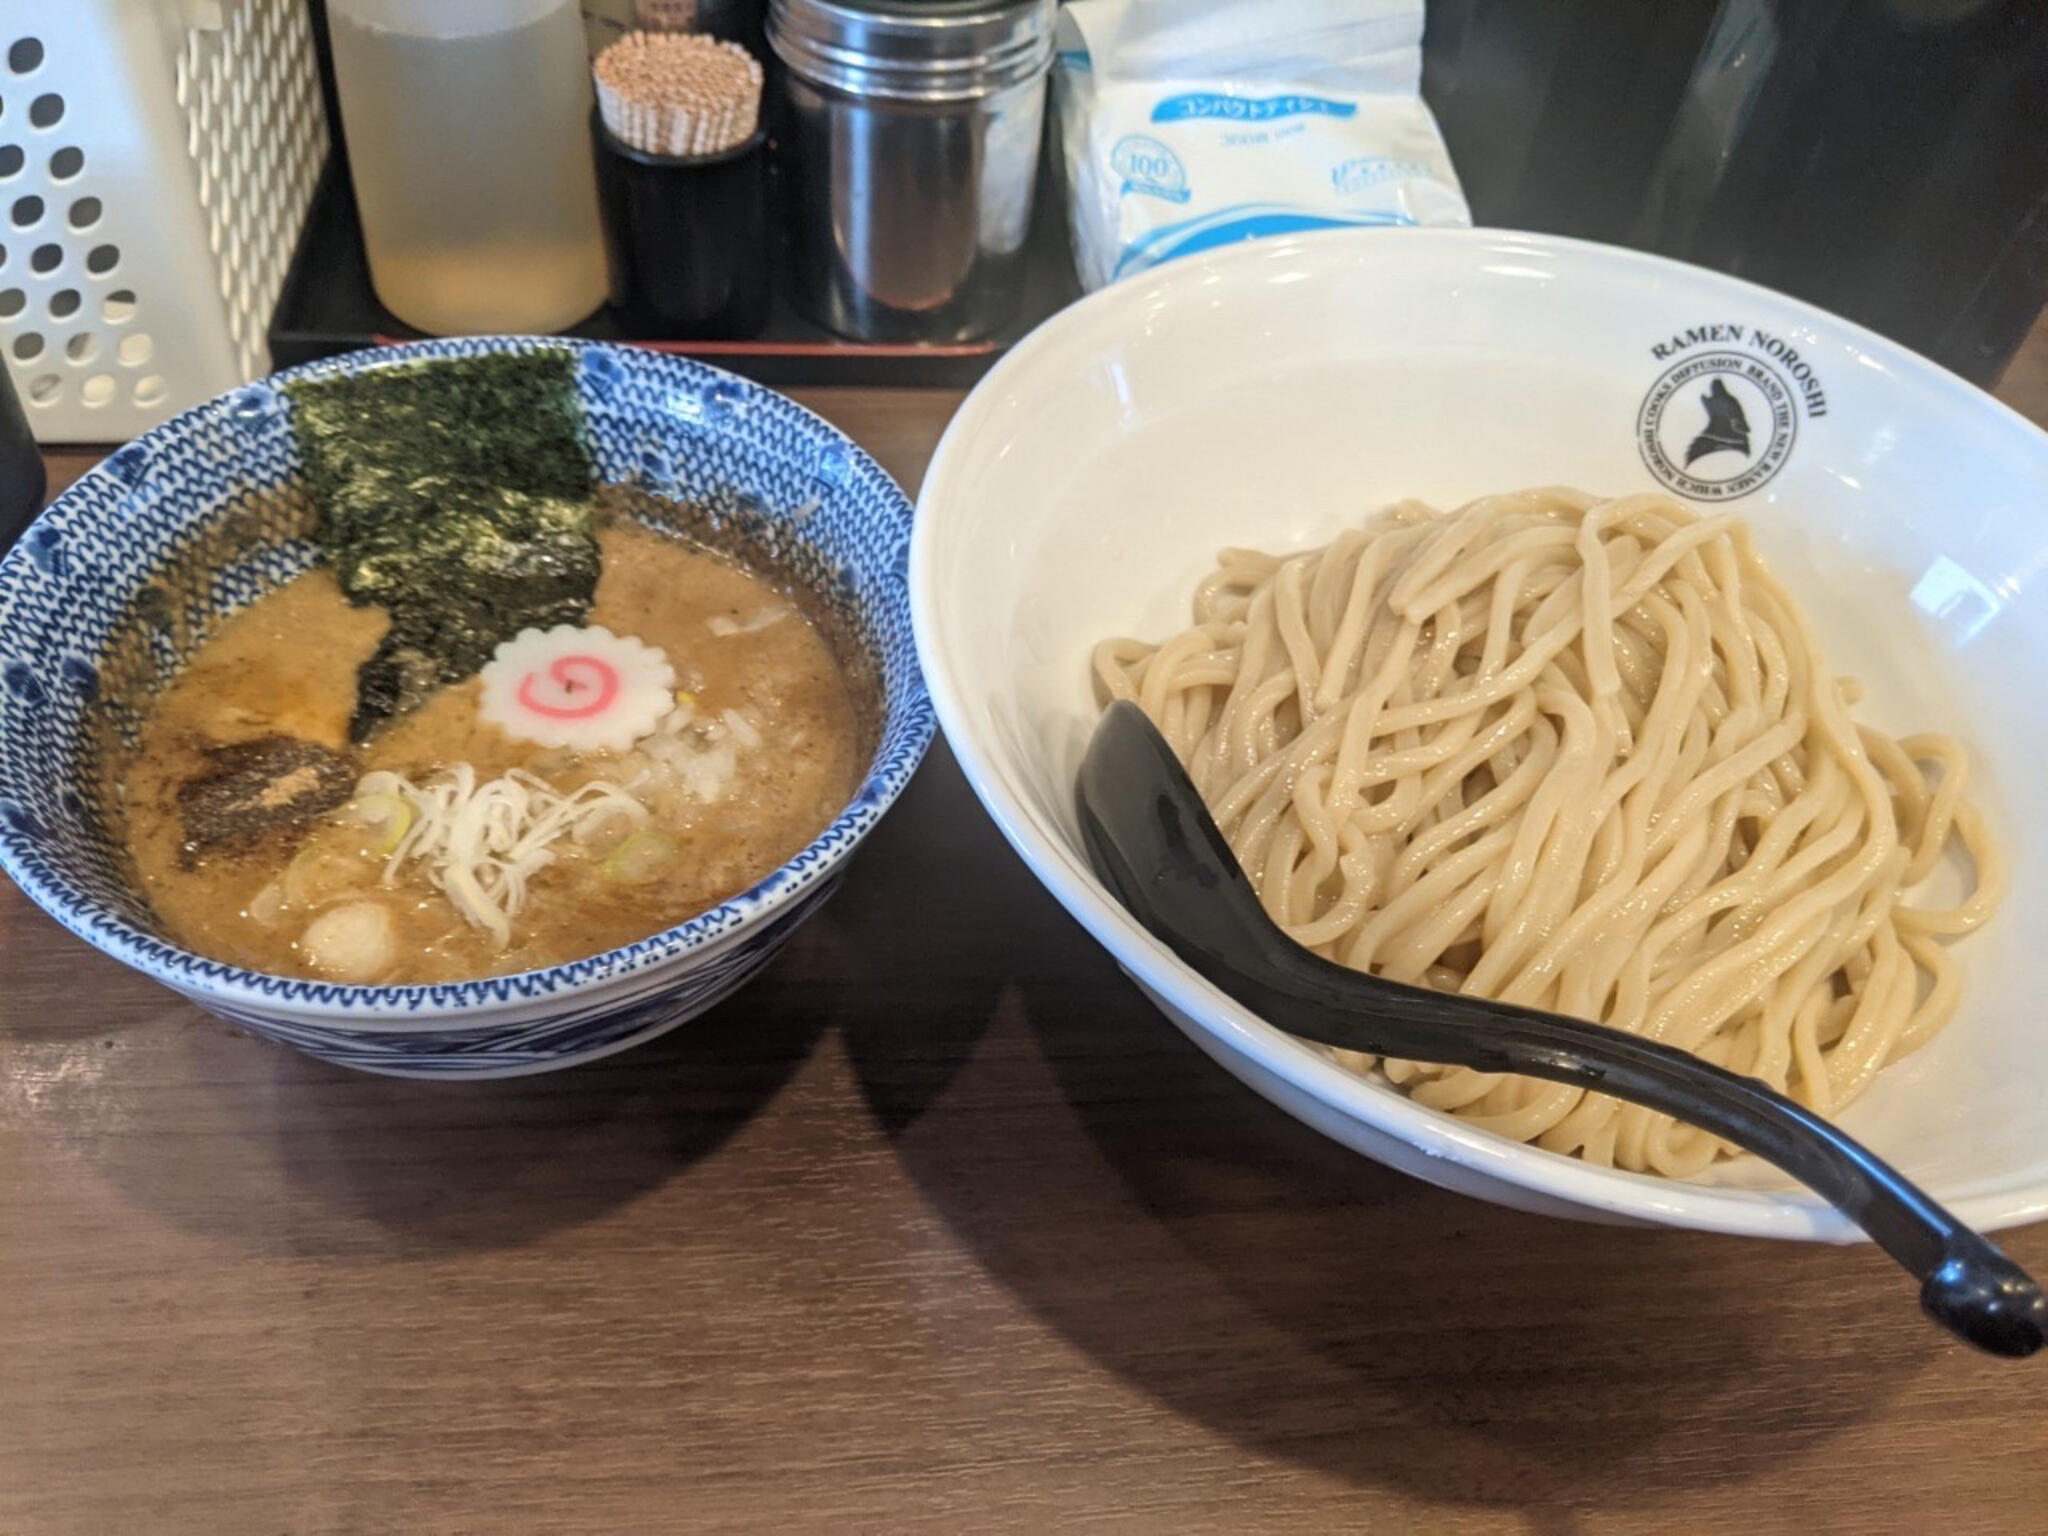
[351, 700, 765, 948]
[721, 708, 763, 749]
[706, 604, 791, 638]
[359, 765, 650, 950]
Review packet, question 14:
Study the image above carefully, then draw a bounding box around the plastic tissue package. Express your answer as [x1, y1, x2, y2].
[1055, 0, 1471, 290]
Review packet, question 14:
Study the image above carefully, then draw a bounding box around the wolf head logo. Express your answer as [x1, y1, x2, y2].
[1685, 379, 1751, 466]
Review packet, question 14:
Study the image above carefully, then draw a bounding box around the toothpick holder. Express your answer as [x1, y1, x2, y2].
[592, 114, 770, 340]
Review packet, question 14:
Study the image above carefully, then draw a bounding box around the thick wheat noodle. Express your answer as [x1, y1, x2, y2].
[1092, 488, 2006, 1177]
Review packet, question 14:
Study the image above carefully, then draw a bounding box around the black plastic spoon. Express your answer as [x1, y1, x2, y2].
[1077, 700, 2045, 1358]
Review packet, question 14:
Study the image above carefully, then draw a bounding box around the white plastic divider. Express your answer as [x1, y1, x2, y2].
[0, 0, 326, 441]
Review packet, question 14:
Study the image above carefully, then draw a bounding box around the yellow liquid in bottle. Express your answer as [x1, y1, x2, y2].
[329, 0, 609, 336]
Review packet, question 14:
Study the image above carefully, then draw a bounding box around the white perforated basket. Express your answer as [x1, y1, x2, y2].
[0, 0, 326, 442]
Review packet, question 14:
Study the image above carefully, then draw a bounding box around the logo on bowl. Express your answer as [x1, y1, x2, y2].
[1637, 325, 1828, 500]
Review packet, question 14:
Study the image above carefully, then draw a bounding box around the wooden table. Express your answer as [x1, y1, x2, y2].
[7, 324, 2048, 1534]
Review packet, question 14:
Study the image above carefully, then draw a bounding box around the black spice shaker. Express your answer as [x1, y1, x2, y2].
[0, 362, 46, 554]
[635, 0, 766, 57]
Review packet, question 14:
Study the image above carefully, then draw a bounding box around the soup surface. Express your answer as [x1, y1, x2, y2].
[122, 522, 865, 982]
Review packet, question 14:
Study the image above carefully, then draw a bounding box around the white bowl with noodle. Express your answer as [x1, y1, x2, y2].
[911, 227, 2048, 1240]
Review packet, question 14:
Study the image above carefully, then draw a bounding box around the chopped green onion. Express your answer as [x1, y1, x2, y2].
[283, 839, 373, 908]
[341, 791, 414, 855]
[603, 829, 679, 885]
[300, 900, 396, 983]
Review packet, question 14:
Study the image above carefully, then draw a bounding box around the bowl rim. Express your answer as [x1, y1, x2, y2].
[0, 336, 935, 1025]
[909, 223, 2048, 1241]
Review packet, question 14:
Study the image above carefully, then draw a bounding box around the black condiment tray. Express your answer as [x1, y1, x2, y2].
[268, 159, 1084, 390]
[275, 0, 2044, 394]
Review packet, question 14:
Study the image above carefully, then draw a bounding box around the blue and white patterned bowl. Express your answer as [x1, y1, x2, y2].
[0, 338, 934, 1077]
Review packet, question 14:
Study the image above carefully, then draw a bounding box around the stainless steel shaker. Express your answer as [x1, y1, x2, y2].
[768, 0, 1056, 343]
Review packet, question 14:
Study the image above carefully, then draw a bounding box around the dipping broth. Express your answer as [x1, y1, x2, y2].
[121, 521, 867, 983]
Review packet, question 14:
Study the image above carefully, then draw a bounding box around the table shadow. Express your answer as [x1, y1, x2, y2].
[0, 739, 982, 1263]
[838, 760, 1931, 1510]
[829, 741, 1018, 1136]
[5, 924, 829, 1261]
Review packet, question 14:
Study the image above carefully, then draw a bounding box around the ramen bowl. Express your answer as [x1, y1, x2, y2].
[912, 227, 2048, 1240]
[0, 338, 932, 1077]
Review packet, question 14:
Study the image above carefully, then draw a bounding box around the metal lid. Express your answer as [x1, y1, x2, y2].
[768, 0, 1055, 102]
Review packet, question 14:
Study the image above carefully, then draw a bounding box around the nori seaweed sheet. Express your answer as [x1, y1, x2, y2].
[284, 350, 601, 741]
